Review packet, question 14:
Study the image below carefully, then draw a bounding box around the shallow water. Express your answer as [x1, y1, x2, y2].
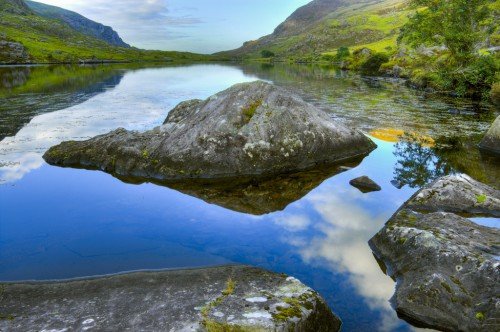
[0, 63, 498, 331]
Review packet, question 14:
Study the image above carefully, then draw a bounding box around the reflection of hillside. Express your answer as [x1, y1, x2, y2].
[238, 63, 495, 139]
[0, 65, 125, 139]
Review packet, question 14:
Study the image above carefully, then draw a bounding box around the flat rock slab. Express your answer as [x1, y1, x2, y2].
[349, 176, 381, 193]
[0, 265, 341, 332]
[43, 81, 376, 182]
[479, 115, 500, 155]
[369, 174, 500, 331]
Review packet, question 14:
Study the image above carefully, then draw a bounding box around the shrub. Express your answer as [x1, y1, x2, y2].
[335, 46, 350, 61]
[359, 52, 390, 76]
[261, 50, 275, 58]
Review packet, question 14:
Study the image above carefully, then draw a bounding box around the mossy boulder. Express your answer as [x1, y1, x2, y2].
[43, 81, 376, 181]
[369, 174, 500, 331]
[491, 82, 500, 105]
[479, 115, 500, 155]
[0, 265, 341, 331]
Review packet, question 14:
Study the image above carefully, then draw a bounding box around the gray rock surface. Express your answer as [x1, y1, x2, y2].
[349, 175, 381, 193]
[0, 265, 341, 332]
[43, 81, 376, 181]
[0, 39, 29, 64]
[479, 115, 500, 155]
[369, 174, 500, 331]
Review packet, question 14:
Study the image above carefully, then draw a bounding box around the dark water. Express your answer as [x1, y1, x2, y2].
[0, 63, 498, 331]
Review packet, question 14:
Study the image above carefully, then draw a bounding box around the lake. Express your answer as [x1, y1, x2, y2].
[0, 63, 498, 331]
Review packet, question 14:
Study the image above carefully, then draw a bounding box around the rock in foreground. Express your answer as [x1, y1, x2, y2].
[0, 265, 341, 332]
[43, 81, 376, 181]
[479, 115, 500, 155]
[369, 174, 500, 331]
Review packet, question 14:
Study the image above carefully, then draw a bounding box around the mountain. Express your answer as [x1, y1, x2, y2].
[26, 0, 130, 48]
[0, 0, 211, 64]
[222, 0, 409, 59]
[0, 0, 30, 14]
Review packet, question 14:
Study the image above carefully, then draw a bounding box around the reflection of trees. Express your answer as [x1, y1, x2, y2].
[393, 134, 500, 189]
[392, 134, 453, 188]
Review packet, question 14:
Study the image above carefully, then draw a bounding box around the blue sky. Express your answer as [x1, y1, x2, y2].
[36, 0, 311, 53]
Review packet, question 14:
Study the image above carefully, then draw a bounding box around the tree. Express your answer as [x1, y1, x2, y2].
[261, 50, 275, 58]
[335, 46, 350, 61]
[399, 0, 494, 66]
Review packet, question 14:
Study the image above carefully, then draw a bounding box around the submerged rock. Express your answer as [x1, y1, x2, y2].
[43, 81, 376, 181]
[479, 115, 500, 155]
[349, 176, 381, 193]
[369, 174, 500, 331]
[0, 265, 341, 332]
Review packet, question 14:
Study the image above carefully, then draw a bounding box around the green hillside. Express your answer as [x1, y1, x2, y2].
[224, 0, 499, 100]
[225, 0, 499, 63]
[224, 0, 410, 61]
[0, 0, 212, 64]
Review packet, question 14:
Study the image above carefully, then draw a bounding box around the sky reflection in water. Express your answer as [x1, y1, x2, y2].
[0, 64, 498, 331]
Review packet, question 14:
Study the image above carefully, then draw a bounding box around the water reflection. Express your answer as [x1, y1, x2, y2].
[0, 65, 126, 139]
[0, 63, 497, 331]
[122, 158, 365, 215]
[392, 134, 500, 189]
[239, 63, 497, 138]
[0, 65, 258, 184]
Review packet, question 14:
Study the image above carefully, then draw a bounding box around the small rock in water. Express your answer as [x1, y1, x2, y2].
[349, 176, 382, 193]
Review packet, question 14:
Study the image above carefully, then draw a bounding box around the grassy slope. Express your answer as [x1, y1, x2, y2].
[237, 0, 500, 62]
[234, 0, 409, 60]
[0, 3, 212, 63]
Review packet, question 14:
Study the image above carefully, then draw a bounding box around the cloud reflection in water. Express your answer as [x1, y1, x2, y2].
[0, 65, 258, 184]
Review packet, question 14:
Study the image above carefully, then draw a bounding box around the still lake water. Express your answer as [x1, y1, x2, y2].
[0, 63, 498, 331]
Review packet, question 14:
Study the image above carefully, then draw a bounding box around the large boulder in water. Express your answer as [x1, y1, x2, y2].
[43, 81, 376, 181]
[479, 115, 500, 155]
[369, 174, 500, 331]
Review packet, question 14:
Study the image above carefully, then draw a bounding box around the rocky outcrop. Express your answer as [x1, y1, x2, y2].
[0, 39, 29, 64]
[349, 175, 381, 193]
[26, 0, 130, 48]
[369, 174, 500, 331]
[43, 81, 376, 182]
[0, 265, 342, 331]
[0, 0, 31, 14]
[479, 115, 500, 155]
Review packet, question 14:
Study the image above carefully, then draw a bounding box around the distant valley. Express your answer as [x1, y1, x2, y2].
[0, 0, 212, 63]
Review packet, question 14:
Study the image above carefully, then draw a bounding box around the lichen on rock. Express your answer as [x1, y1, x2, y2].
[0, 265, 341, 332]
[43, 81, 376, 182]
[369, 174, 500, 331]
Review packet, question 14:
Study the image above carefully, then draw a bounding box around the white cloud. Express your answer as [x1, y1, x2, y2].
[274, 185, 409, 332]
[32, 0, 312, 53]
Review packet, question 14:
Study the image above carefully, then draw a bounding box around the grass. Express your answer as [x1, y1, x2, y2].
[242, 100, 262, 123]
[0, 9, 215, 63]
[232, 0, 410, 61]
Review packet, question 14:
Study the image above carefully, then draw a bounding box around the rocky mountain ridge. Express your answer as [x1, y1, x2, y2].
[26, 0, 130, 48]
